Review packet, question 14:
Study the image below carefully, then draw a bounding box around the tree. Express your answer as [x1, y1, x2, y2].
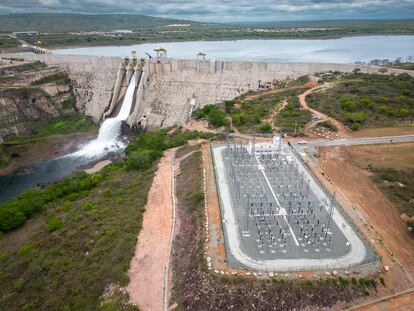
[259, 123, 273, 133]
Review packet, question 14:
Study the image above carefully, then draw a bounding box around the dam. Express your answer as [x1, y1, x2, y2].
[2, 52, 413, 133]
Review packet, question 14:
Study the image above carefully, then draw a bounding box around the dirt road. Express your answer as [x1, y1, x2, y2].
[298, 85, 349, 138]
[126, 149, 175, 311]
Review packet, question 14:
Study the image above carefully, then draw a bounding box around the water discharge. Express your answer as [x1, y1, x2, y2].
[71, 72, 137, 159]
[0, 71, 138, 203]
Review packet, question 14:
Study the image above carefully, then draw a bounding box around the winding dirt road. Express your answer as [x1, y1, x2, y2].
[298, 84, 350, 138]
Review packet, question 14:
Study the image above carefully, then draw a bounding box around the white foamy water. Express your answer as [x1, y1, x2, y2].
[71, 72, 137, 158]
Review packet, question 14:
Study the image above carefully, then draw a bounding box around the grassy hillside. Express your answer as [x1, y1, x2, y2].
[307, 72, 414, 130]
[0, 129, 216, 310]
[194, 78, 312, 135]
[1, 14, 413, 49]
[0, 13, 193, 32]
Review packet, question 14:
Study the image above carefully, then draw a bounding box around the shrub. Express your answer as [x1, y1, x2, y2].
[259, 123, 273, 133]
[360, 97, 374, 108]
[351, 122, 361, 130]
[18, 88, 31, 99]
[194, 191, 205, 203]
[0, 252, 8, 261]
[17, 244, 33, 256]
[232, 113, 247, 126]
[224, 100, 236, 113]
[338, 277, 349, 286]
[318, 120, 337, 132]
[126, 151, 153, 170]
[207, 109, 228, 127]
[341, 100, 357, 112]
[345, 111, 367, 124]
[45, 216, 63, 233]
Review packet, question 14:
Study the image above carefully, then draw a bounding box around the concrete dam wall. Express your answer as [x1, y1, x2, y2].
[129, 58, 413, 129]
[3, 53, 413, 129]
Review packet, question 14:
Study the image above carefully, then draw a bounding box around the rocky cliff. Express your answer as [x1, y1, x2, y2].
[0, 53, 119, 122]
[0, 59, 74, 142]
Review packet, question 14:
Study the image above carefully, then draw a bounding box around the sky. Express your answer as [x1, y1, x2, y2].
[1, 0, 414, 22]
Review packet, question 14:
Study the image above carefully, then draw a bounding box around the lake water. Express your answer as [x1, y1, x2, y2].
[54, 35, 414, 63]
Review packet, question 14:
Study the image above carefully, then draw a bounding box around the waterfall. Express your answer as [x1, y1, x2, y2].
[71, 72, 137, 159]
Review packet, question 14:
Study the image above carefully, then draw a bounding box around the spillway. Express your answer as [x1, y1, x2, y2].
[71, 71, 137, 159]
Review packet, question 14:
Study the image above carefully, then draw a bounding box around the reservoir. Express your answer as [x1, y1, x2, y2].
[54, 35, 414, 63]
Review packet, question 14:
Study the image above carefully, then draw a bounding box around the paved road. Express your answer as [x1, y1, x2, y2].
[294, 134, 414, 147]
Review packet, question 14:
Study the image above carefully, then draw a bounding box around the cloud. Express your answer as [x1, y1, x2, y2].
[1, 0, 414, 21]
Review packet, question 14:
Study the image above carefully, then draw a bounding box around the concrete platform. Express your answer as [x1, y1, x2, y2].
[212, 141, 377, 271]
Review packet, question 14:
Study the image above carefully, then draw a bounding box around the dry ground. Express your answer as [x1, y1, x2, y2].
[126, 149, 175, 311]
[347, 142, 414, 171]
[313, 144, 414, 289]
[349, 126, 414, 138]
[349, 289, 414, 311]
[184, 119, 218, 133]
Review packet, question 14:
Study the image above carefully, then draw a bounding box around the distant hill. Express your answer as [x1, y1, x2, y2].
[0, 13, 197, 32]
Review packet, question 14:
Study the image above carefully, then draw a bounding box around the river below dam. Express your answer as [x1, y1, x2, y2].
[0, 73, 138, 204]
[54, 35, 414, 63]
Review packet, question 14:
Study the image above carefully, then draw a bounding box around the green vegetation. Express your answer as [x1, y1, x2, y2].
[0, 171, 104, 232]
[318, 120, 337, 132]
[33, 115, 96, 138]
[308, 73, 414, 130]
[0, 128, 217, 310]
[194, 104, 228, 127]
[0, 163, 149, 310]
[385, 62, 414, 71]
[274, 96, 312, 135]
[194, 83, 311, 134]
[0, 37, 19, 48]
[369, 166, 414, 217]
[286, 75, 310, 87]
[0, 13, 188, 32]
[125, 128, 216, 170]
[31, 72, 71, 86]
[1, 14, 413, 48]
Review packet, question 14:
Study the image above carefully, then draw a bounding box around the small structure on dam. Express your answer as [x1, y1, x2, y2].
[212, 136, 378, 271]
